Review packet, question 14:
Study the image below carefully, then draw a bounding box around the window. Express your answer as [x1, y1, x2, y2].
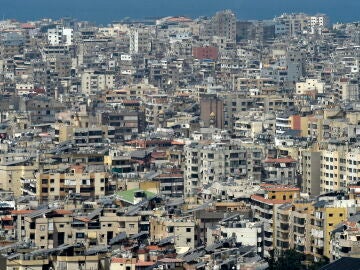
[76, 232, 85, 238]
[186, 238, 191, 243]
[186, 228, 191, 232]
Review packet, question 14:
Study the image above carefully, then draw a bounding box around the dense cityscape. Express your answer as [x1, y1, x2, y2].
[0, 9, 359, 270]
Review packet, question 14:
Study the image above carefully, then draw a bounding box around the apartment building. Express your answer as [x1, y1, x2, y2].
[150, 217, 196, 249]
[47, 25, 73, 46]
[81, 70, 115, 95]
[184, 141, 263, 197]
[15, 207, 141, 249]
[302, 146, 360, 195]
[37, 165, 113, 201]
[251, 195, 290, 257]
[330, 217, 360, 261]
[263, 157, 298, 185]
[209, 10, 236, 42]
[100, 110, 145, 142]
[289, 201, 314, 255]
[129, 27, 151, 55]
[309, 200, 354, 260]
[302, 150, 321, 196]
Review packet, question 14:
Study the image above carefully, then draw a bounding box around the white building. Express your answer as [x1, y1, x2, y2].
[81, 70, 115, 95]
[47, 26, 73, 46]
[129, 28, 151, 54]
[296, 79, 325, 95]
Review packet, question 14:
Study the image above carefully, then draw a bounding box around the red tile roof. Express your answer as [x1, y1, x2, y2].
[54, 209, 73, 215]
[135, 261, 155, 266]
[111, 258, 136, 263]
[171, 140, 185, 145]
[146, 245, 162, 251]
[11, 210, 34, 215]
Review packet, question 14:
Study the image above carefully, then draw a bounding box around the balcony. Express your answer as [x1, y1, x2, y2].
[277, 223, 289, 231]
[264, 235, 273, 242]
[338, 239, 353, 248]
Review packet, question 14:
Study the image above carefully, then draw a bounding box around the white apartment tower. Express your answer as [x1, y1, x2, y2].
[47, 25, 73, 46]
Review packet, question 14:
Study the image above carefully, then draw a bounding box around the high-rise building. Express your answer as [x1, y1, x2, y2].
[210, 10, 236, 42]
[200, 94, 224, 129]
[47, 25, 73, 45]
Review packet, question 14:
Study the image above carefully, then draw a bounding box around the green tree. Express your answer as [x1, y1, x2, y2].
[272, 249, 305, 270]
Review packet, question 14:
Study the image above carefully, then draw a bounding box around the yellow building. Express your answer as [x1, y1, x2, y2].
[261, 184, 300, 201]
[310, 201, 350, 260]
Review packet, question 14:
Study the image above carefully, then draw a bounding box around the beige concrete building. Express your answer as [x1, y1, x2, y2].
[150, 216, 196, 249]
[15, 207, 141, 249]
[81, 70, 115, 95]
[37, 165, 112, 201]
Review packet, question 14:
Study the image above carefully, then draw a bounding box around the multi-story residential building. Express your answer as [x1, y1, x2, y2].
[309, 199, 354, 260]
[330, 217, 360, 261]
[263, 157, 298, 185]
[150, 216, 196, 249]
[199, 93, 224, 129]
[47, 25, 73, 46]
[81, 69, 115, 95]
[14, 207, 141, 249]
[153, 173, 184, 198]
[129, 27, 151, 55]
[184, 141, 263, 197]
[302, 146, 360, 195]
[275, 13, 310, 37]
[289, 201, 314, 255]
[302, 149, 321, 196]
[209, 10, 236, 42]
[333, 78, 360, 102]
[251, 192, 296, 257]
[251, 185, 300, 257]
[100, 110, 146, 142]
[37, 165, 113, 201]
[54, 123, 115, 145]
